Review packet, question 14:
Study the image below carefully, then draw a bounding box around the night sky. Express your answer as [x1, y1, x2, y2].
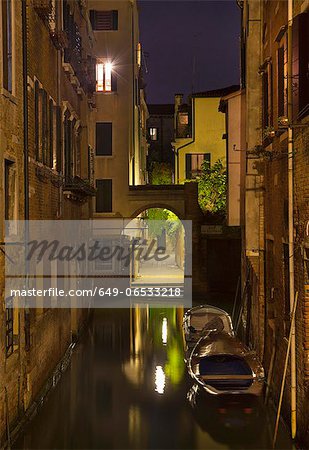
[139, 1, 241, 104]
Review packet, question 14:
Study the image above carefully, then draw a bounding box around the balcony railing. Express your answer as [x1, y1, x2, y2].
[33, 0, 52, 18]
[63, 176, 96, 197]
[63, 2, 96, 95]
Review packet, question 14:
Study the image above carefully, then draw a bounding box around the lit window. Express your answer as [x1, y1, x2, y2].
[149, 127, 158, 141]
[186, 153, 210, 179]
[96, 62, 104, 91]
[178, 113, 188, 125]
[104, 62, 112, 92]
[96, 60, 115, 92]
[137, 42, 141, 67]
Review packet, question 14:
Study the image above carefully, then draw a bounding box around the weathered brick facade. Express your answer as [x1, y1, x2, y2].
[0, 0, 96, 445]
[241, 0, 309, 445]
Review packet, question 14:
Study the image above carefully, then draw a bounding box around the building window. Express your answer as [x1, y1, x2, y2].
[178, 112, 188, 125]
[35, 82, 57, 168]
[96, 60, 117, 92]
[64, 112, 73, 178]
[277, 45, 287, 119]
[2, 0, 12, 92]
[292, 12, 309, 119]
[96, 123, 112, 156]
[5, 297, 14, 357]
[186, 153, 210, 179]
[177, 111, 190, 138]
[149, 127, 158, 141]
[262, 62, 273, 129]
[90, 10, 118, 31]
[63, 110, 81, 180]
[96, 179, 112, 213]
[5, 159, 16, 221]
[49, 99, 59, 170]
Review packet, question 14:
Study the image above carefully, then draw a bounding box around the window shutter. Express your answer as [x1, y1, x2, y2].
[268, 63, 273, 126]
[90, 10, 118, 30]
[111, 72, 117, 92]
[292, 12, 309, 119]
[277, 47, 285, 117]
[262, 72, 269, 128]
[96, 123, 112, 155]
[41, 89, 48, 165]
[185, 154, 192, 179]
[64, 114, 72, 178]
[2, 0, 8, 91]
[49, 99, 54, 168]
[96, 179, 112, 212]
[89, 10, 96, 29]
[112, 10, 118, 30]
[56, 106, 62, 173]
[34, 81, 40, 160]
[298, 13, 309, 118]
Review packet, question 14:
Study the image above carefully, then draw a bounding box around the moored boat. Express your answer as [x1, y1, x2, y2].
[183, 305, 234, 345]
[188, 332, 265, 396]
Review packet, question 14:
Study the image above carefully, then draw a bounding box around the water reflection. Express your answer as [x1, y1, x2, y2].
[187, 384, 267, 447]
[14, 307, 292, 450]
[155, 366, 166, 394]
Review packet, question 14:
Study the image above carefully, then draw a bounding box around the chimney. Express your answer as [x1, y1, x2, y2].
[174, 93, 183, 111]
[174, 94, 183, 135]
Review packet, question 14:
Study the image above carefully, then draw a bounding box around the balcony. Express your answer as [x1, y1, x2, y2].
[63, 24, 96, 95]
[33, 0, 52, 18]
[63, 176, 96, 199]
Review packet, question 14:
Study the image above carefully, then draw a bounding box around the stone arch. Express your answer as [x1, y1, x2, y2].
[130, 203, 185, 220]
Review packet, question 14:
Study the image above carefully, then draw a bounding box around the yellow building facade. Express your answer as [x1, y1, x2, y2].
[173, 86, 239, 184]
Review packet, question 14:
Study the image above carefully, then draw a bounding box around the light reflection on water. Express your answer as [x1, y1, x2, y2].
[14, 307, 292, 450]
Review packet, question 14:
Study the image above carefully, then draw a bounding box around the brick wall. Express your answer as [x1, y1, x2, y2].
[257, 0, 309, 446]
[0, 0, 94, 444]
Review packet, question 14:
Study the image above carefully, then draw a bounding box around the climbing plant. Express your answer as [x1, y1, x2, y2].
[196, 158, 227, 215]
[150, 162, 172, 185]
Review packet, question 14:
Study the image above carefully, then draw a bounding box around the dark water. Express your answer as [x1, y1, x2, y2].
[14, 308, 292, 450]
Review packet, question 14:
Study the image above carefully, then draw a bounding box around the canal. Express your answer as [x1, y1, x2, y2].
[14, 308, 292, 449]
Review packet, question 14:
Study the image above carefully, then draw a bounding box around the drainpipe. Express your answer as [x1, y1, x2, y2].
[287, 0, 296, 440]
[22, 0, 31, 355]
[22, 0, 29, 222]
[131, 1, 135, 186]
[57, 1, 62, 218]
[174, 97, 195, 184]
